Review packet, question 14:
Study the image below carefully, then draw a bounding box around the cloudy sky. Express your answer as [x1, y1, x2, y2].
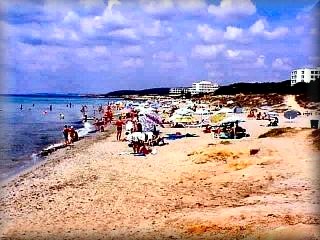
[0, 0, 319, 94]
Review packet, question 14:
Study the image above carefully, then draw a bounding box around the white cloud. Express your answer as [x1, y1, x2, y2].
[63, 11, 80, 24]
[142, 20, 170, 38]
[272, 58, 291, 70]
[225, 49, 255, 60]
[191, 44, 225, 59]
[101, 8, 126, 26]
[51, 26, 80, 41]
[197, 24, 223, 43]
[107, 0, 121, 13]
[119, 45, 143, 56]
[140, 0, 174, 16]
[263, 27, 289, 40]
[224, 26, 244, 40]
[122, 57, 144, 68]
[249, 19, 265, 34]
[80, 8, 127, 37]
[108, 28, 139, 40]
[208, 0, 256, 18]
[255, 55, 267, 68]
[249, 19, 288, 39]
[176, 0, 207, 12]
[93, 46, 110, 57]
[80, 18, 99, 35]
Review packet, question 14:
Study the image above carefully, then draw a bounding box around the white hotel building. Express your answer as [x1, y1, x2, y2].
[291, 67, 320, 86]
[189, 80, 219, 95]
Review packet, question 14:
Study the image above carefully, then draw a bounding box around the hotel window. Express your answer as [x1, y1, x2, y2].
[302, 75, 304, 78]
[302, 71, 304, 73]
[311, 75, 314, 78]
[311, 71, 314, 74]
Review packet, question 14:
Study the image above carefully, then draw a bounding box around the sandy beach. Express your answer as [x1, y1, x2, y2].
[1, 96, 319, 240]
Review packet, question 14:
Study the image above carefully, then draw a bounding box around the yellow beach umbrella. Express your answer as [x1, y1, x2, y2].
[210, 112, 226, 123]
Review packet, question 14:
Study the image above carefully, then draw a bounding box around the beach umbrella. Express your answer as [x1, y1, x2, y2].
[210, 112, 226, 123]
[284, 110, 299, 119]
[139, 116, 156, 132]
[220, 116, 246, 124]
[145, 112, 163, 125]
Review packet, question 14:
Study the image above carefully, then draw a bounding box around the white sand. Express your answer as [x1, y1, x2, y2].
[0, 96, 319, 239]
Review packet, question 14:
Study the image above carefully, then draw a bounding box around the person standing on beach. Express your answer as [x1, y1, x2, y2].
[115, 116, 124, 141]
[69, 126, 76, 144]
[20, 104, 23, 110]
[49, 105, 52, 111]
[63, 125, 69, 145]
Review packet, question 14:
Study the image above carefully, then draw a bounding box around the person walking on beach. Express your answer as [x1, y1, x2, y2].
[115, 116, 124, 141]
[63, 125, 69, 145]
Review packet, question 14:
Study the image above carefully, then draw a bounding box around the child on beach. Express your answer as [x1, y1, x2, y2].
[115, 116, 124, 141]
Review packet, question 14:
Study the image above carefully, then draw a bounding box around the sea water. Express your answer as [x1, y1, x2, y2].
[0, 95, 118, 181]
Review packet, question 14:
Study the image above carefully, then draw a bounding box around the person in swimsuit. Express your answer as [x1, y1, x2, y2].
[63, 125, 69, 145]
[115, 116, 124, 141]
[69, 126, 76, 144]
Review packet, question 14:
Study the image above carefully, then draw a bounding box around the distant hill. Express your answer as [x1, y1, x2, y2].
[103, 88, 171, 97]
[214, 79, 320, 102]
[214, 80, 292, 95]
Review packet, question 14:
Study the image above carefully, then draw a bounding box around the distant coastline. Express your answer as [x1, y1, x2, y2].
[1, 79, 319, 101]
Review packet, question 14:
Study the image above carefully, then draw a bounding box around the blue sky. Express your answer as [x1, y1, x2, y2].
[0, 0, 319, 94]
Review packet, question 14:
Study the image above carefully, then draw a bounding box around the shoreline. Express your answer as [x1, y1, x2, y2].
[0, 125, 116, 187]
